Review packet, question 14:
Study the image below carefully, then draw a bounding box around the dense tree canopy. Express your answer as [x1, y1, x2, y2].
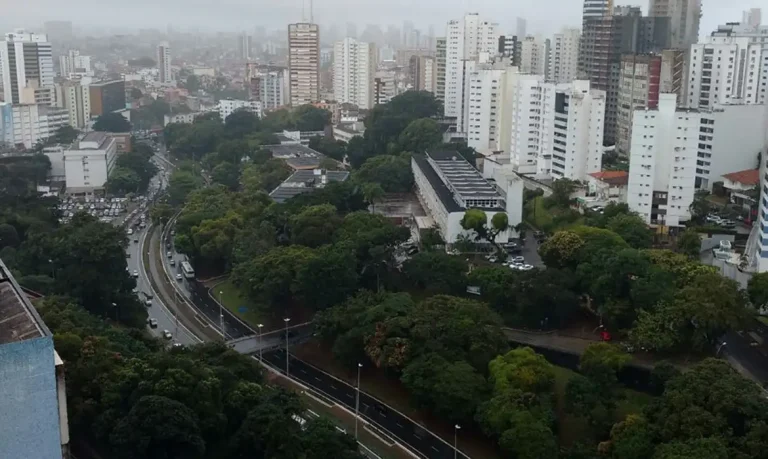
[93, 112, 132, 132]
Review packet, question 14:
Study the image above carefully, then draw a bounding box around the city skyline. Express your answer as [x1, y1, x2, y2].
[6, 0, 760, 38]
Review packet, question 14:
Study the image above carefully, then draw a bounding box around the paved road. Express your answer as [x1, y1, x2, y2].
[262, 349, 467, 459]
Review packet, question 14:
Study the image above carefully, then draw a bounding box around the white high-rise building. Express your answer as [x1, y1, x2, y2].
[1, 103, 69, 149]
[59, 50, 92, 79]
[218, 99, 263, 120]
[583, 0, 613, 19]
[288, 23, 320, 106]
[627, 94, 698, 227]
[519, 36, 548, 76]
[466, 60, 510, 154]
[743, 8, 762, 29]
[628, 94, 768, 227]
[157, 42, 172, 84]
[61, 80, 91, 129]
[333, 38, 376, 109]
[246, 63, 288, 110]
[648, 0, 702, 51]
[687, 35, 767, 108]
[444, 14, 499, 132]
[1, 30, 54, 105]
[548, 28, 580, 84]
[435, 37, 447, 102]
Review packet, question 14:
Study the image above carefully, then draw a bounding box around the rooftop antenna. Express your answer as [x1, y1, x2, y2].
[309, 0, 314, 23]
[301, 0, 305, 22]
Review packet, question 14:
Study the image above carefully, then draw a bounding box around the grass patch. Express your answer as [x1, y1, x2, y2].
[524, 196, 583, 232]
[213, 279, 264, 328]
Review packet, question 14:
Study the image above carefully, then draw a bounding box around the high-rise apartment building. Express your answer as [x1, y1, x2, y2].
[466, 59, 510, 154]
[1, 31, 54, 105]
[288, 23, 320, 106]
[445, 14, 499, 133]
[519, 36, 549, 75]
[628, 94, 768, 227]
[61, 80, 91, 129]
[498, 35, 521, 66]
[583, 0, 614, 19]
[0, 103, 69, 149]
[435, 37, 447, 102]
[89, 80, 126, 117]
[687, 25, 768, 108]
[743, 8, 762, 29]
[616, 50, 684, 155]
[548, 28, 581, 83]
[156, 42, 172, 84]
[516, 18, 527, 39]
[333, 38, 376, 109]
[409, 55, 437, 93]
[59, 50, 92, 79]
[374, 71, 396, 105]
[246, 63, 288, 110]
[648, 0, 701, 51]
[238, 33, 252, 61]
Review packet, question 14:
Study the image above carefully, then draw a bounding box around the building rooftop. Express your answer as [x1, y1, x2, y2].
[265, 144, 326, 170]
[79, 131, 110, 149]
[0, 258, 50, 345]
[588, 170, 630, 186]
[427, 150, 504, 209]
[722, 168, 760, 186]
[270, 169, 350, 203]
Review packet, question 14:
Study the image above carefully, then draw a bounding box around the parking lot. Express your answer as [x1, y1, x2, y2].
[57, 196, 135, 224]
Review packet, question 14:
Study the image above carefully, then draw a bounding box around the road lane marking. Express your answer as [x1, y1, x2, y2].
[396, 422, 403, 428]
[314, 376, 321, 381]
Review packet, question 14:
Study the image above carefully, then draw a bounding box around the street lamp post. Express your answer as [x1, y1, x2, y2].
[355, 363, 362, 439]
[257, 323, 264, 363]
[717, 341, 727, 357]
[111, 302, 118, 321]
[49, 259, 55, 279]
[454, 424, 461, 459]
[284, 317, 291, 376]
[218, 290, 225, 340]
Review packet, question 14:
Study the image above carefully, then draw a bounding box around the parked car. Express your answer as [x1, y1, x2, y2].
[511, 256, 525, 264]
[706, 214, 722, 224]
[132, 270, 139, 278]
[163, 330, 172, 340]
[147, 318, 158, 328]
[170, 259, 176, 266]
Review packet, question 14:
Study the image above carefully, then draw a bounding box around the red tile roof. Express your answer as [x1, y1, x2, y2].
[588, 171, 629, 186]
[722, 168, 759, 186]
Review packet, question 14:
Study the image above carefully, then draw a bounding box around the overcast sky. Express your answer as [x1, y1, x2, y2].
[4, 0, 761, 36]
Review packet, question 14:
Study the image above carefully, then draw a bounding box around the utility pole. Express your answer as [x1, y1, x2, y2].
[355, 363, 362, 439]
[454, 424, 461, 459]
[257, 323, 264, 362]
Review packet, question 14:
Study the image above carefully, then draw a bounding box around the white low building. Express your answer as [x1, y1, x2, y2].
[45, 132, 117, 193]
[163, 112, 207, 126]
[217, 99, 263, 121]
[412, 150, 523, 245]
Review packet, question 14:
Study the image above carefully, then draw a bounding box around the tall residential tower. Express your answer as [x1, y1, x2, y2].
[288, 23, 320, 106]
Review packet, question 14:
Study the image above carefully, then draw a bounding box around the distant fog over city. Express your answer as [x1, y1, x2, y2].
[6, 0, 758, 36]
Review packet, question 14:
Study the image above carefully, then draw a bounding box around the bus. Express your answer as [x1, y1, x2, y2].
[181, 261, 195, 279]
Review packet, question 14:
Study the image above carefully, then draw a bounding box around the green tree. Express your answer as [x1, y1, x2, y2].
[308, 135, 347, 161]
[184, 74, 201, 92]
[106, 167, 141, 194]
[607, 214, 652, 249]
[353, 154, 413, 192]
[402, 251, 468, 294]
[0, 222, 21, 248]
[109, 395, 206, 459]
[93, 112, 132, 132]
[498, 411, 558, 459]
[301, 418, 365, 459]
[652, 438, 729, 459]
[539, 230, 585, 268]
[292, 105, 331, 131]
[747, 272, 768, 310]
[676, 229, 702, 259]
[579, 343, 631, 390]
[688, 190, 711, 223]
[606, 414, 655, 459]
[51, 125, 79, 144]
[460, 209, 509, 244]
[211, 161, 241, 190]
[224, 110, 261, 139]
[150, 203, 174, 226]
[361, 182, 385, 212]
[289, 204, 341, 248]
[296, 244, 359, 311]
[396, 118, 442, 153]
[548, 178, 578, 208]
[168, 170, 203, 205]
[400, 353, 487, 423]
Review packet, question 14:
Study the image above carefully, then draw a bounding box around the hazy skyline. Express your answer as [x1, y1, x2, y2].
[5, 0, 762, 37]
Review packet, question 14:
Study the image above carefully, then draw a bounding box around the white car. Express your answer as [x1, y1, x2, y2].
[511, 256, 525, 264]
[175, 273, 183, 280]
[163, 330, 172, 340]
[132, 270, 139, 278]
[519, 264, 535, 271]
[148, 318, 158, 328]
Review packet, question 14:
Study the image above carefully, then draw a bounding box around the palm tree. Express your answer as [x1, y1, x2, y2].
[362, 182, 385, 213]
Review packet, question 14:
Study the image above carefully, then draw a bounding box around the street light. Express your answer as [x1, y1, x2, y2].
[284, 317, 291, 376]
[218, 290, 225, 340]
[454, 424, 461, 459]
[355, 363, 363, 439]
[717, 341, 727, 357]
[257, 323, 264, 363]
[111, 302, 118, 321]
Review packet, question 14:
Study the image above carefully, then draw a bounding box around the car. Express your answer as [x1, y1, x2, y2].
[132, 288, 138, 294]
[705, 214, 722, 224]
[163, 330, 172, 340]
[519, 264, 535, 271]
[511, 256, 525, 264]
[145, 299, 152, 306]
[166, 242, 171, 249]
[147, 318, 158, 328]
[170, 259, 176, 266]
[176, 273, 183, 280]
[172, 342, 183, 348]
[132, 270, 139, 277]
[167, 251, 173, 258]
[719, 219, 736, 228]
[133, 238, 139, 243]
[126, 252, 130, 258]
[488, 256, 498, 263]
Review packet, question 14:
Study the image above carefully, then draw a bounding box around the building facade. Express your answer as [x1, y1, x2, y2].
[409, 55, 436, 93]
[444, 14, 499, 132]
[333, 38, 376, 109]
[88, 80, 126, 117]
[1, 30, 54, 105]
[627, 94, 699, 227]
[435, 37, 447, 102]
[616, 50, 684, 156]
[3, 103, 69, 149]
[374, 71, 396, 105]
[519, 35, 549, 75]
[288, 23, 320, 106]
[52, 132, 117, 192]
[548, 28, 580, 84]
[156, 42, 172, 84]
[246, 63, 288, 110]
[687, 34, 767, 108]
[218, 99, 263, 121]
[648, 0, 701, 50]
[61, 80, 90, 129]
[59, 50, 92, 79]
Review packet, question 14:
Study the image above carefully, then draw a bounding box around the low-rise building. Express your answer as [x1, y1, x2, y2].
[45, 132, 117, 193]
[721, 168, 759, 209]
[412, 150, 523, 245]
[0, 258, 70, 459]
[217, 99, 263, 121]
[163, 111, 206, 126]
[269, 168, 350, 202]
[333, 122, 365, 143]
[585, 170, 630, 204]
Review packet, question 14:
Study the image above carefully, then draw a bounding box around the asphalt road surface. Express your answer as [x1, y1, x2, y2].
[262, 349, 467, 459]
